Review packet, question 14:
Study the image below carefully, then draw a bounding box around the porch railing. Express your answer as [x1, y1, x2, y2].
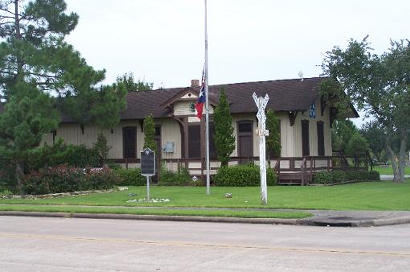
[112, 154, 369, 177]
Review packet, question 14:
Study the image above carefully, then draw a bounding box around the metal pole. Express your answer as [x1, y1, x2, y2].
[146, 176, 150, 201]
[205, 0, 210, 195]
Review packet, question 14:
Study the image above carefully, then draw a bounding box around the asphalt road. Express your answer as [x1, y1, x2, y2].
[0, 216, 409, 272]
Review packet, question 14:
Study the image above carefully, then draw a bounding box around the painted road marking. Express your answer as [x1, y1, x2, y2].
[0, 232, 409, 258]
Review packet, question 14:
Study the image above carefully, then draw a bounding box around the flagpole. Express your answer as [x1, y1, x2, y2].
[204, 0, 210, 195]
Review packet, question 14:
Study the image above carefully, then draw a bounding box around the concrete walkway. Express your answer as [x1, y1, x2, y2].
[304, 210, 410, 227]
[1, 204, 410, 227]
[380, 174, 410, 180]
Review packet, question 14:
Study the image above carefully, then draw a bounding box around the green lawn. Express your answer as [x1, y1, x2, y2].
[1, 180, 410, 211]
[373, 165, 410, 175]
[0, 205, 310, 219]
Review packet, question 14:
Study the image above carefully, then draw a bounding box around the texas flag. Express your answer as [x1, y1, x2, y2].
[195, 70, 206, 119]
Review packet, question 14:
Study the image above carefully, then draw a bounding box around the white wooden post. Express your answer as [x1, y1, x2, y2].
[252, 92, 269, 205]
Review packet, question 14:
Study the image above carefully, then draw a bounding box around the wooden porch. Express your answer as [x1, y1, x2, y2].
[114, 154, 369, 186]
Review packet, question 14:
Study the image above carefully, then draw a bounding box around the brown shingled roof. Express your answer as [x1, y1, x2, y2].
[2, 77, 359, 122]
[120, 77, 324, 120]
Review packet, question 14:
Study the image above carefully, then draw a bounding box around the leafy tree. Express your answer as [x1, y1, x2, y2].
[321, 38, 409, 182]
[345, 132, 369, 167]
[117, 72, 153, 92]
[360, 121, 387, 163]
[0, 0, 126, 193]
[331, 120, 358, 153]
[213, 88, 235, 166]
[266, 109, 281, 158]
[143, 114, 156, 153]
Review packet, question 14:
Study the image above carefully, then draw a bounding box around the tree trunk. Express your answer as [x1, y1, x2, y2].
[398, 129, 407, 182]
[386, 131, 407, 183]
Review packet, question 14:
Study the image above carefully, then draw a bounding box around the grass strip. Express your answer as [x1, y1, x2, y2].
[373, 166, 410, 175]
[0, 205, 311, 219]
[1, 180, 409, 211]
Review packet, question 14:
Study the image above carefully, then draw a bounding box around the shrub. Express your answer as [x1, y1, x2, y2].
[114, 168, 146, 186]
[22, 172, 52, 195]
[345, 170, 380, 181]
[312, 169, 381, 185]
[0, 189, 12, 197]
[159, 166, 191, 186]
[22, 165, 119, 195]
[214, 164, 277, 186]
[29, 140, 100, 170]
[0, 160, 16, 191]
[368, 170, 380, 181]
[312, 171, 333, 184]
[107, 162, 122, 170]
[189, 178, 204, 187]
[332, 170, 346, 183]
[65, 145, 99, 168]
[85, 168, 120, 190]
[93, 133, 111, 167]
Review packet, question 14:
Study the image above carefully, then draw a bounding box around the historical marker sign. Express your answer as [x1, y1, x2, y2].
[141, 148, 155, 201]
[141, 148, 155, 176]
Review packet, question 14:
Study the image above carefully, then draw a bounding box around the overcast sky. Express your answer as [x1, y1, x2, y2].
[64, 0, 409, 124]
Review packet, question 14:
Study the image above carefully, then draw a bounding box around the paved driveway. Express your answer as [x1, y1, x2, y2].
[1, 216, 409, 271]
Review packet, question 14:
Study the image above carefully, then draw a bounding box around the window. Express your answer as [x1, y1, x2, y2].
[188, 125, 201, 158]
[238, 122, 252, 133]
[123, 127, 136, 159]
[301, 120, 310, 156]
[317, 121, 325, 156]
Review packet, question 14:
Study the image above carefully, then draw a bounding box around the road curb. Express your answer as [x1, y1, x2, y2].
[0, 211, 302, 225]
[2, 211, 410, 227]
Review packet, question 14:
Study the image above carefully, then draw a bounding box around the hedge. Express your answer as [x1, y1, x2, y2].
[214, 164, 277, 186]
[113, 168, 146, 186]
[158, 166, 191, 186]
[22, 166, 119, 195]
[312, 170, 380, 184]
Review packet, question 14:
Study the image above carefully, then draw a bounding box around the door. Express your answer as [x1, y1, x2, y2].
[153, 126, 161, 183]
[301, 120, 310, 157]
[237, 121, 253, 163]
[188, 125, 201, 159]
[317, 121, 325, 156]
[122, 127, 136, 159]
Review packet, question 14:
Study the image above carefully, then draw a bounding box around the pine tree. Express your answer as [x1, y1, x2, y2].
[0, 0, 126, 193]
[266, 109, 281, 158]
[117, 72, 153, 92]
[143, 114, 156, 153]
[213, 88, 235, 166]
[0, 82, 58, 193]
[93, 133, 111, 167]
